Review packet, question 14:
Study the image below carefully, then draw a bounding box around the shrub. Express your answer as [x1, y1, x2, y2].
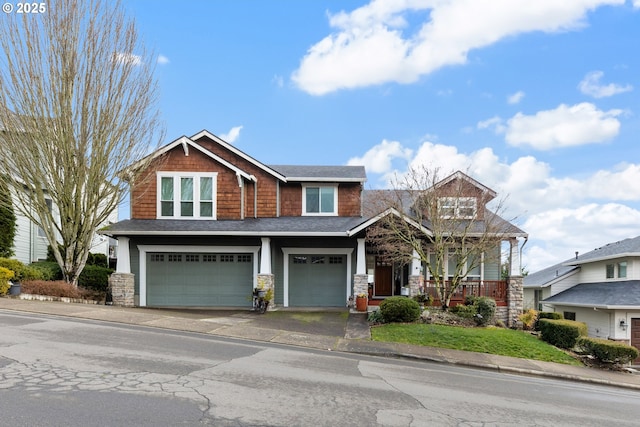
[78, 265, 113, 292]
[87, 253, 108, 268]
[0, 257, 44, 281]
[29, 261, 63, 281]
[464, 295, 478, 306]
[0, 266, 14, 295]
[539, 318, 587, 349]
[519, 308, 538, 330]
[577, 337, 639, 366]
[474, 297, 496, 326]
[413, 293, 432, 306]
[379, 296, 421, 323]
[21, 280, 85, 298]
[367, 309, 385, 324]
[450, 303, 476, 319]
[535, 311, 563, 331]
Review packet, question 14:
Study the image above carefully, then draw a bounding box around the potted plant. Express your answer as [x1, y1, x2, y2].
[355, 292, 368, 312]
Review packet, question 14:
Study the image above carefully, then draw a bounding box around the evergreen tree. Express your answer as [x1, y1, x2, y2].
[0, 179, 17, 258]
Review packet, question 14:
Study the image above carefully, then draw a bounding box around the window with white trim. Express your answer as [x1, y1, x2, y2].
[437, 197, 477, 219]
[157, 172, 217, 219]
[303, 185, 337, 215]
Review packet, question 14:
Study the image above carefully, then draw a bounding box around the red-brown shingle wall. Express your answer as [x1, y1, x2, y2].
[338, 183, 362, 216]
[196, 136, 279, 218]
[130, 148, 243, 219]
[130, 135, 364, 220]
[280, 183, 302, 216]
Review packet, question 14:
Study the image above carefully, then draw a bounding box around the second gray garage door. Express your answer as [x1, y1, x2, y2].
[288, 254, 347, 307]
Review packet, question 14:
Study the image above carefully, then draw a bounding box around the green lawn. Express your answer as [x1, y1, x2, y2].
[371, 323, 582, 365]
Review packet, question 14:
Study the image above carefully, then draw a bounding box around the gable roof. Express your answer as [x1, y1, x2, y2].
[269, 165, 366, 183]
[191, 130, 287, 182]
[542, 280, 640, 309]
[433, 171, 497, 200]
[564, 235, 640, 266]
[126, 135, 257, 182]
[523, 259, 579, 288]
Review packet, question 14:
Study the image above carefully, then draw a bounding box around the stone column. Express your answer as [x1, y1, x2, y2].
[409, 249, 422, 297]
[110, 236, 134, 307]
[109, 273, 135, 307]
[352, 274, 369, 310]
[257, 274, 275, 310]
[507, 276, 524, 328]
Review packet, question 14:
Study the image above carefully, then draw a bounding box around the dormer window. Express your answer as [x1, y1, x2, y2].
[158, 172, 217, 219]
[303, 185, 337, 216]
[438, 197, 477, 219]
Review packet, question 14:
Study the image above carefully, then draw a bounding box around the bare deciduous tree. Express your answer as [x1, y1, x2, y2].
[366, 167, 521, 309]
[0, 0, 162, 285]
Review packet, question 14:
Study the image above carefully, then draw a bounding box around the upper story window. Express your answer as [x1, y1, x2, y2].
[158, 172, 217, 219]
[303, 185, 337, 216]
[437, 197, 477, 219]
[606, 261, 627, 279]
[618, 261, 627, 278]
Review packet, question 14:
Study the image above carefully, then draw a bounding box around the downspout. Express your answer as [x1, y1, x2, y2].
[276, 180, 280, 217]
[519, 236, 529, 273]
[254, 178, 257, 218]
[237, 173, 244, 220]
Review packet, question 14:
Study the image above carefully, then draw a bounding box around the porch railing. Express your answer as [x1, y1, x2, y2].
[422, 280, 507, 306]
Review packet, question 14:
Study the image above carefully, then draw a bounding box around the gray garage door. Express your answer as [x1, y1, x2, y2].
[288, 254, 347, 307]
[146, 252, 253, 307]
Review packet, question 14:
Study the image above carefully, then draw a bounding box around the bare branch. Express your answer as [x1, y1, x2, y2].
[0, 0, 163, 285]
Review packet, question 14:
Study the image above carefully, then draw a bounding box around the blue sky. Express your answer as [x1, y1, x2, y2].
[123, 0, 640, 272]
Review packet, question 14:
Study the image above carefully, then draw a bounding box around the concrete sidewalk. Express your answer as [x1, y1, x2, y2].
[1, 297, 640, 391]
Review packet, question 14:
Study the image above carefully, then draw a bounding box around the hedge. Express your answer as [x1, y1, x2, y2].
[535, 311, 563, 331]
[577, 337, 639, 365]
[379, 296, 421, 323]
[539, 318, 587, 349]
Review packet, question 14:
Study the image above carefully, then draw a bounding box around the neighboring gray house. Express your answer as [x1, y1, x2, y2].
[524, 236, 640, 353]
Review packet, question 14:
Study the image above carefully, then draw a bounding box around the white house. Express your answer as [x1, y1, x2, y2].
[524, 236, 640, 355]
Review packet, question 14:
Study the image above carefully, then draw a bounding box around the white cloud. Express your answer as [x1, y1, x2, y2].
[292, 0, 625, 95]
[157, 55, 170, 65]
[578, 71, 632, 98]
[634, 0, 640, 9]
[353, 136, 640, 271]
[347, 139, 413, 174]
[504, 102, 623, 150]
[477, 116, 506, 134]
[220, 125, 243, 143]
[507, 91, 525, 104]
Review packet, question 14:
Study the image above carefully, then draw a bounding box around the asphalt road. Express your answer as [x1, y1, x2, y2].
[1, 311, 639, 426]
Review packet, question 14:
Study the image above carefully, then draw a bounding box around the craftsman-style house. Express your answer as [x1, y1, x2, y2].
[104, 131, 527, 325]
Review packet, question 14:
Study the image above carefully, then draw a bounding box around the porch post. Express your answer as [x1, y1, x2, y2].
[258, 237, 274, 309]
[260, 237, 271, 274]
[115, 237, 130, 273]
[352, 238, 369, 310]
[110, 236, 134, 307]
[408, 249, 423, 298]
[356, 238, 366, 275]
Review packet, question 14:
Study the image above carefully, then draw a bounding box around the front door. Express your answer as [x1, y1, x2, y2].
[374, 264, 393, 296]
[631, 318, 640, 365]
